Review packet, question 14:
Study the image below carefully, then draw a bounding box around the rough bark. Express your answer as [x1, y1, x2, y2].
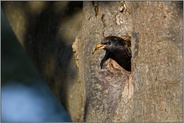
[131, 2, 183, 122]
[75, 2, 133, 121]
[2, 1, 183, 122]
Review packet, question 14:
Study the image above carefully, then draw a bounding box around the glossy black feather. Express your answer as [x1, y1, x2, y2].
[101, 36, 131, 71]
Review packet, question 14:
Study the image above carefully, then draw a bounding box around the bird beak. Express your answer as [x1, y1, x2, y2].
[92, 44, 106, 54]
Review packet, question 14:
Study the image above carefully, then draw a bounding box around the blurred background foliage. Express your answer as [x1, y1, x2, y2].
[1, 6, 72, 122]
[1, 10, 39, 84]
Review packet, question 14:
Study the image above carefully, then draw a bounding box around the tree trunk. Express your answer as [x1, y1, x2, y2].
[131, 2, 182, 122]
[2, 1, 183, 122]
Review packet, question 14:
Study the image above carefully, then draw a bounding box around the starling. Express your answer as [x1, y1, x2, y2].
[92, 35, 131, 71]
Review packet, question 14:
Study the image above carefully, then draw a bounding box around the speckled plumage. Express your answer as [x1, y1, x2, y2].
[93, 35, 131, 71]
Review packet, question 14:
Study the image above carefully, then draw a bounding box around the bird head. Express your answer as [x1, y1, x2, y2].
[92, 35, 131, 71]
[92, 36, 126, 53]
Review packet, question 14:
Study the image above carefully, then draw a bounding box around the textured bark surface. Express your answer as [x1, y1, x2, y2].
[2, 1, 183, 122]
[131, 2, 183, 122]
[75, 2, 134, 121]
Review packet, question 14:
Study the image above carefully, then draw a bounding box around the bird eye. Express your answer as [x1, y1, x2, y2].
[102, 42, 111, 45]
[107, 42, 111, 45]
[104, 42, 111, 45]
